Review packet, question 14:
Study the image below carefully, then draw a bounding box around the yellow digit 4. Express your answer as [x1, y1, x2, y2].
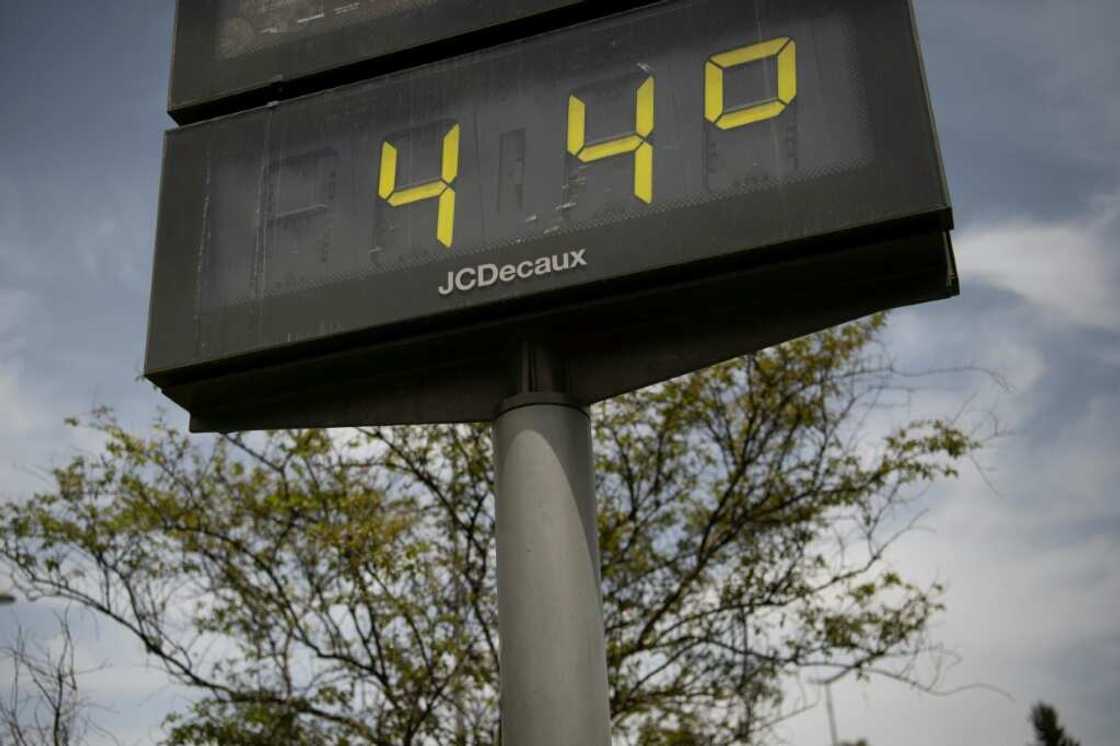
[378, 123, 460, 248]
[567, 76, 655, 204]
[705, 37, 797, 130]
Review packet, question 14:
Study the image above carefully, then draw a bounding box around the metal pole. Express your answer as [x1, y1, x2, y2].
[492, 397, 611, 746]
[824, 682, 839, 746]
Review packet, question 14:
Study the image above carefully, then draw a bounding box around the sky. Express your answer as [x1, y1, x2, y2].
[1, 0, 1118, 744]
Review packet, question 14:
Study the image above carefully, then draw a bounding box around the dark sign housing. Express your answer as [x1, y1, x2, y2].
[148, 0, 955, 431]
[168, 0, 637, 123]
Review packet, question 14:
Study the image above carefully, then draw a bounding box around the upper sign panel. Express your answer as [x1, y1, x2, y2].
[148, 0, 949, 381]
[169, 0, 594, 122]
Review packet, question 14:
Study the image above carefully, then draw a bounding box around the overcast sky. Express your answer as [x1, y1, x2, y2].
[1, 0, 1118, 744]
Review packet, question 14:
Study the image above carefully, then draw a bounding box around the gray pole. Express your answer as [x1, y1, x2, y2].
[824, 682, 839, 746]
[492, 395, 611, 746]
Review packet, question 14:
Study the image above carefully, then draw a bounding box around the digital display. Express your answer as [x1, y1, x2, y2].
[214, 0, 441, 60]
[148, 0, 950, 378]
[169, 0, 591, 120]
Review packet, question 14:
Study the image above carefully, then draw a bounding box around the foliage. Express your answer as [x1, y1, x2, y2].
[0, 316, 979, 745]
[1030, 702, 1080, 746]
[637, 716, 707, 746]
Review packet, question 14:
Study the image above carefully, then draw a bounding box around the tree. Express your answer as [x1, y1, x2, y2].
[1030, 702, 1080, 746]
[0, 611, 118, 746]
[0, 316, 978, 745]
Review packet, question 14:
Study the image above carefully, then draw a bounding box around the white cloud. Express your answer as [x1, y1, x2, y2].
[777, 416, 1120, 746]
[779, 199, 1120, 745]
[956, 194, 1120, 331]
[0, 362, 110, 500]
[0, 369, 47, 438]
[0, 288, 37, 366]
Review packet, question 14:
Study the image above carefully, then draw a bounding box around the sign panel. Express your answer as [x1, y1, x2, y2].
[169, 0, 602, 121]
[147, 0, 954, 428]
[171, 229, 956, 431]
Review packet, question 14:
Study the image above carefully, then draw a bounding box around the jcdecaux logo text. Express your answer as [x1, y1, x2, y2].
[437, 250, 588, 296]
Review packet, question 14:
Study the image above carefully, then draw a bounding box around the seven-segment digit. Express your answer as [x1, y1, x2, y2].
[378, 123, 461, 248]
[375, 39, 799, 250]
[567, 76, 655, 204]
[705, 37, 797, 130]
